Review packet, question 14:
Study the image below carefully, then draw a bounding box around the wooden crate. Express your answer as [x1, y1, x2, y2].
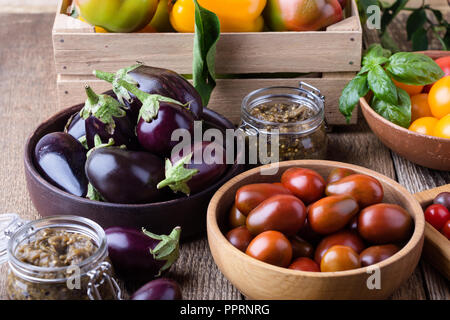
[52, 0, 362, 125]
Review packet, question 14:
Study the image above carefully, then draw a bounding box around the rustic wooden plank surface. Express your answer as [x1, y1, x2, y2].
[0, 12, 448, 301]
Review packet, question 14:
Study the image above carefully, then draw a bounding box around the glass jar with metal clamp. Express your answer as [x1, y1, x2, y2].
[239, 82, 328, 163]
[0, 214, 121, 300]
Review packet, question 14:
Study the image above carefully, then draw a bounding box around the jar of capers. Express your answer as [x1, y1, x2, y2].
[240, 82, 328, 163]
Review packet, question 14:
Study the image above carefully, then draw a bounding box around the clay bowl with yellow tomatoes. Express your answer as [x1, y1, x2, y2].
[361, 51, 450, 171]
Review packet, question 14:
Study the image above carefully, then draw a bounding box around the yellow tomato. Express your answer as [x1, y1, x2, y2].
[408, 117, 439, 136]
[410, 93, 432, 122]
[433, 114, 450, 139]
[392, 78, 424, 96]
[428, 76, 450, 119]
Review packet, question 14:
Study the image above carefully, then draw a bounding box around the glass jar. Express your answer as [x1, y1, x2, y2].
[0, 214, 121, 300]
[240, 82, 328, 163]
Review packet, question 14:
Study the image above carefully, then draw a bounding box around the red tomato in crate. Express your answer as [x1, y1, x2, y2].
[441, 220, 450, 240]
[288, 257, 320, 272]
[281, 168, 326, 204]
[424, 204, 450, 231]
[235, 183, 292, 216]
[246, 194, 307, 236]
[245, 230, 293, 267]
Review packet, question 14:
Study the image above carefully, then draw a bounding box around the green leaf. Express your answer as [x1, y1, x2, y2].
[380, 0, 409, 34]
[406, 9, 426, 41]
[362, 44, 391, 67]
[386, 52, 445, 85]
[371, 88, 411, 128]
[339, 74, 370, 122]
[367, 64, 398, 105]
[192, 0, 220, 107]
[380, 32, 401, 53]
[431, 9, 444, 24]
[411, 27, 429, 51]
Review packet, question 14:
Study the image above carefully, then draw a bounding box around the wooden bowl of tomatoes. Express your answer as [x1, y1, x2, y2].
[360, 51, 450, 171]
[207, 160, 424, 300]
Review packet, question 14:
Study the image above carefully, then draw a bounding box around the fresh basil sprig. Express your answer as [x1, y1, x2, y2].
[339, 44, 444, 127]
[192, 0, 220, 107]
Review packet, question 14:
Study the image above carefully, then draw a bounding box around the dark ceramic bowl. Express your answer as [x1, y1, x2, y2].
[24, 104, 243, 241]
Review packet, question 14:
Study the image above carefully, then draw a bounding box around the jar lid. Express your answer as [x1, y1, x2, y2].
[0, 213, 20, 265]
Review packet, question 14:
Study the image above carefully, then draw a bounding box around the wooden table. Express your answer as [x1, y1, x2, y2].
[0, 12, 448, 300]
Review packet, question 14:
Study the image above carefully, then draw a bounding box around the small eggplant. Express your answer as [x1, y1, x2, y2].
[94, 64, 203, 119]
[157, 141, 227, 195]
[64, 112, 86, 141]
[34, 132, 88, 197]
[131, 278, 182, 300]
[85, 147, 165, 204]
[80, 85, 138, 150]
[136, 102, 195, 156]
[105, 226, 181, 285]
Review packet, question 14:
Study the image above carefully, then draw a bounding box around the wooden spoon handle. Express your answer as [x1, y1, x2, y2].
[414, 184, 450, 280]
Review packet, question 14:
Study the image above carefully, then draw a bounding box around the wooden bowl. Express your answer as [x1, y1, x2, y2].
[24, 104, 243, 241]
[360, 50, 450, 171]
[207, 160, 425, 300]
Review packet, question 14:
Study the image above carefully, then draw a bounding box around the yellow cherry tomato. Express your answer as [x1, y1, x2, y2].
[433, 114, 450, 139]
[428, 76, 450, 119]
[410, 93, 432, 122]
[392, 78, 424, 96]
[408, 117, 439, 136]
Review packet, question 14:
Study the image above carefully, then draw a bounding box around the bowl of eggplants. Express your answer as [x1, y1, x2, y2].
[24, 64, 243, 240]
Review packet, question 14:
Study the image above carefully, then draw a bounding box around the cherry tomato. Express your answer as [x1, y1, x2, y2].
[359, 244, 400, 267]
[226, 226, 253, 252]
[281, 168, 326, 204]
[358, 203, 413, 244]
[288, 257, 320, 272]
[297, 218, 322, 245]
[229, 204, 246, 228]
[320, 245, 361, 272]
[235, 183, 292, 215]
[392, 78, 423, 96]
[290, 236, 314, 259]
[428, 76, 450, 119]
[326, 168, 355, 184]
[423, 56, 450, 93]
[433, 114, 450, 139]
[410, 94, 433, 122]
[325, 174, 384, 208]
[245, 230, 292, 267]
[434, 192, 450, 210]
[314, 230, 365, 264]
[441, 220, 450, 240]
[408, 117, 439, 136]
[424, 204, 450, 231]
[308, 195, 359, 235]
[246, 194, 306, 236]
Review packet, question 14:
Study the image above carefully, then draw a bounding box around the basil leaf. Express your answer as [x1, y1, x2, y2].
[362, 44, 391, 66]
[339, 74, 370, 122]
[367, 64, 398, 105]
[386, 52, 444, 85]
[192, 0, 220, 107]
[371, 88, 411, 128]
[411, 27, 429, 51]
[406, 9, 426, 41]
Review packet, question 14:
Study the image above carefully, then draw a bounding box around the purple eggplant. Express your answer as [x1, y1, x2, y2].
[94, 64, 203, 120]
[105, 226, 181, 285]
[80, 85, 138, 150]
[157, 141, 227, 196]
[34, 132, 88, 197]
[136, 102, 195, 156]
[64, 112, 86, 141]
[85, 147, 165, 204]
[131, 278, 182, 300]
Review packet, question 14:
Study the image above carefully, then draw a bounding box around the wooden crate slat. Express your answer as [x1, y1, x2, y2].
[57, 74, 357, 125]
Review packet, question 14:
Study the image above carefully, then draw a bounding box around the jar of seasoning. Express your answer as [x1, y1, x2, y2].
[240, 82, 328, 162]
[0, 214, 121, 300]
